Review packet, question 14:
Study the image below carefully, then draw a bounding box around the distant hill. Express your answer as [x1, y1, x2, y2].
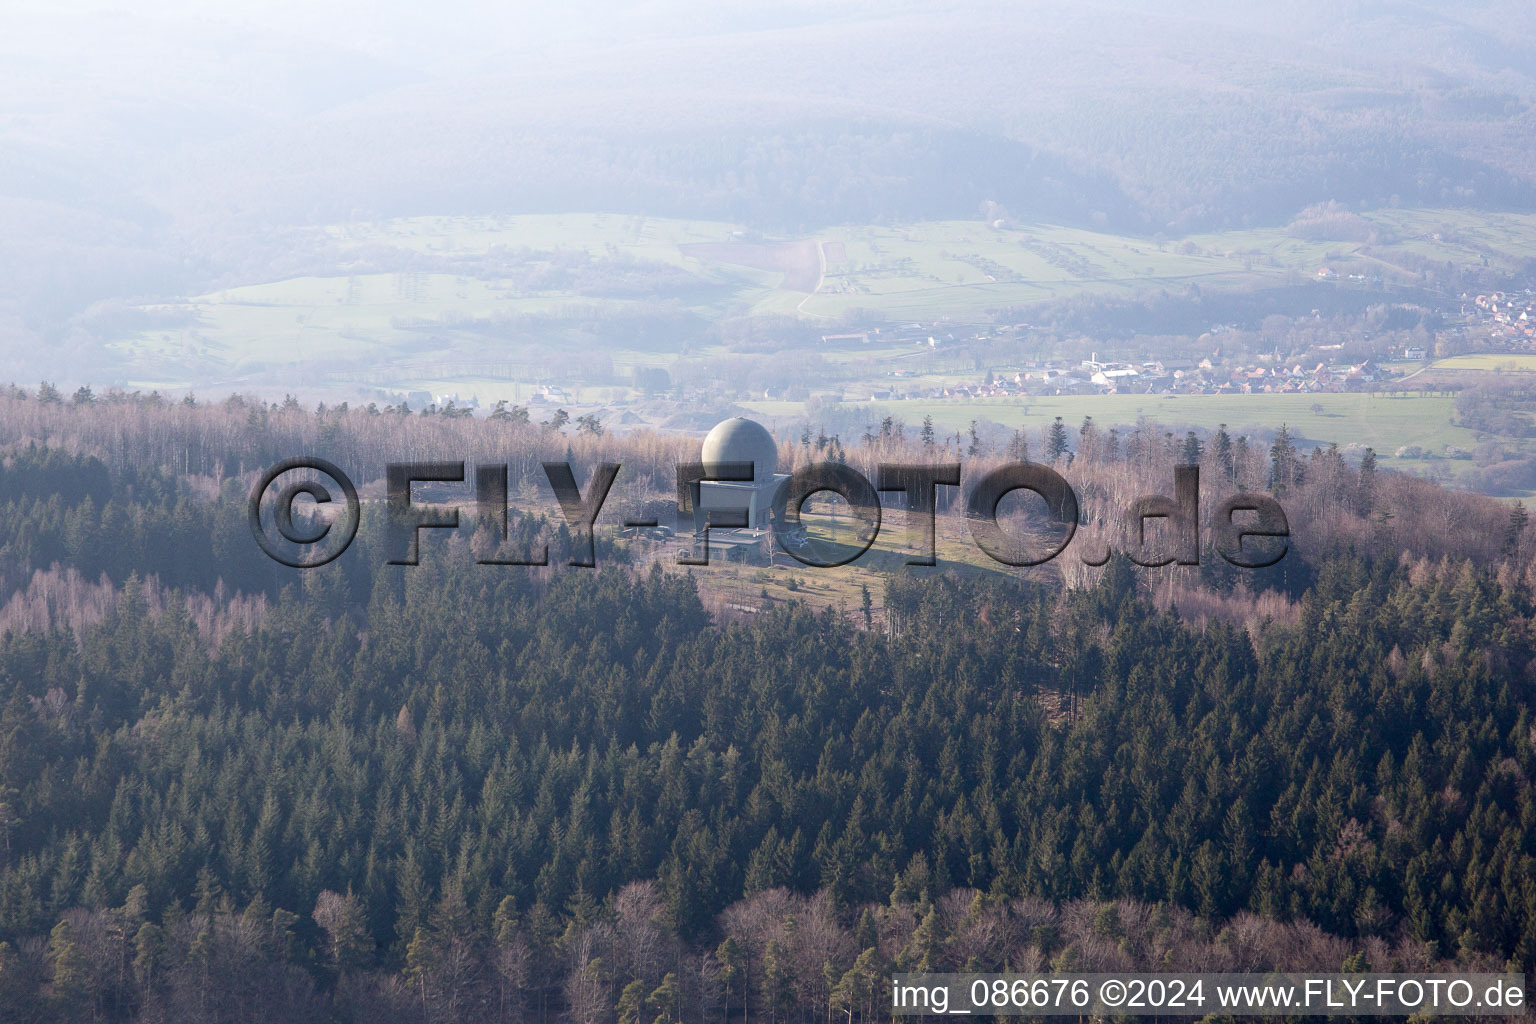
[3, 0, 1535, 372]
[139, 0, 1536, 233]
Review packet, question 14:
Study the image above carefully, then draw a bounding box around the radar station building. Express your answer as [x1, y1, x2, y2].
[688, 417, 791, 542]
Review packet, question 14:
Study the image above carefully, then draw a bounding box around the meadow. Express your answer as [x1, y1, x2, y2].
[1431, 353, 1536, 372]
[107, 207, 1536, 396]
[743, 392, 1474, 470]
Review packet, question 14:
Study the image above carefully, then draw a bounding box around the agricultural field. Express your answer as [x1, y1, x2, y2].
[796, 222, 1276, 320]
[787, 208, 1536, 320]
[1357, 208, 1536, 274]
[105, 207, 1536, 397]
[1430, 354, 1536, 372]
[744, 392, 1477, 472]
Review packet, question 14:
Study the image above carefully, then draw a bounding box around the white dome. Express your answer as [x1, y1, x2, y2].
[701, 417, 779, 482]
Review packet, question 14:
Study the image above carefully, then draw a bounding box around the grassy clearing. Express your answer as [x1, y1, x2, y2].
[665, 502, 1041, 613]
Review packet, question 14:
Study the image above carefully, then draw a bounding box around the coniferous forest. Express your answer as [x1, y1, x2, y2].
[0, 391, 1534, 1022]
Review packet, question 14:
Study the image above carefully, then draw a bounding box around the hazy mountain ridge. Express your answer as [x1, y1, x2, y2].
[147, 5, 1536, 232]
[3, 0, 1535, 369]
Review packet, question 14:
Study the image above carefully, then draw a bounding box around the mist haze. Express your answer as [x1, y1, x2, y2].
[5, 1, 1535, 374]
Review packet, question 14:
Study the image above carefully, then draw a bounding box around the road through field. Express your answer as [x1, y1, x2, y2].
[796, 240, 831, 318]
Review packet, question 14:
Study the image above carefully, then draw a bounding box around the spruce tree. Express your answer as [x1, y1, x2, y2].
[1506, 500, 1528, 555]
[1212, 423, 1234, 480]
[1046, 416, 1069, 463]
[1269, 424, 1299, 492]
[1181, 430, 1203, 464]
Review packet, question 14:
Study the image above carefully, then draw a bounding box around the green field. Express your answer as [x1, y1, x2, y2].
[1431, 354, 1536, 372]
[745, 392, 1475, 469]
[794, 207, 1536, 319]
[797, 222, 1283, 319]
[108, 207, 1536, 394]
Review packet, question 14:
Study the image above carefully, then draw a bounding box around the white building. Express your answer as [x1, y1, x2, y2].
[1091, 368, 1140, 387]
[692, 417, 790, 532]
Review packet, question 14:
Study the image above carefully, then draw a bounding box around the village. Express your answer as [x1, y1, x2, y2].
[840, 349, 1397, 402]
[1460, 290, 1536, 347]
[805, 287, 1536, 406]
[399, 285, 1536, 428]
[803, 320, 1408, 405]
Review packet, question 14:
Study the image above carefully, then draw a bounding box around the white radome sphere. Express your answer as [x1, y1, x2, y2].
[701, 417, 779, 482]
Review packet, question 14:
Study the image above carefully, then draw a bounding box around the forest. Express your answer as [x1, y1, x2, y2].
[0, 389, 1533, 1021]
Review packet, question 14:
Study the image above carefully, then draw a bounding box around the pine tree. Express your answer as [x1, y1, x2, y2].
[1046, 416, 1069, 463]
[1181, 430, 1203, 464]
[762, 940, 793, 1024]
[133, 922, 164, 990]
[492, 896, 519, 946]
[1269, 425, 1300, 492]
[920, 416, 935, 449]
[1212, 424, 1234, 480]
[716, 937, 745, 1022]
[900, 907, 943, 972]
[647, 971, 680, 1024]
[854, 908, 878, 952]
[1357, 447, 1377, 516]
[842, 947, 883, 1022]
[616, 978, 648, 1024]
[48, 920, 88, 1015]
[1506, 500, 1528, 555]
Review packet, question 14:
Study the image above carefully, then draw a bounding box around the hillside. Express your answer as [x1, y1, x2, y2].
[99, 207, 1536, 387]
[5, 0, 1536, 377]
[0, 396, 1531, 1021]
